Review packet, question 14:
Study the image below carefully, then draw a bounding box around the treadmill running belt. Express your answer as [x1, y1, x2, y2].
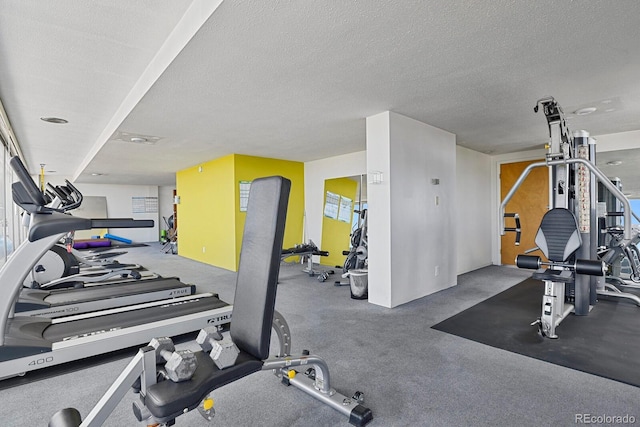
[42, 277, 190, 304]
[43, 296, 228, 342]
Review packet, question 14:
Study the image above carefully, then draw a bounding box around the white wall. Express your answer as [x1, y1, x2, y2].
[367, 111, 457, 308]
[158, 185, 176, 230]
[73, 183, 160, 242]
[594, 130, 640, 152]
[365, 113, 392, 307]
[456, 146, 492, 274]
[303, 151, 367, 252]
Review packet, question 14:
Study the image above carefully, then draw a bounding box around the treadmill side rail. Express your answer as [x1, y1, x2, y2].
[0, 304, 232, 380]
[0, 233, 65, 346]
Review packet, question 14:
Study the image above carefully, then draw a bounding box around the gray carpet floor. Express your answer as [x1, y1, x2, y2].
[1, 243, 639, 426]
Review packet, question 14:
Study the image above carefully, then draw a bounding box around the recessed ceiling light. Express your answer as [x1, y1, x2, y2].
[40, 117, 68, 124]
[606, 160, 622, 166]
[110, 131, 161, 145]
[574, 107, 597, 116]
[605, 108, 615, 113]
[91, 173, 105, 176]
[601, 99, 612, 104]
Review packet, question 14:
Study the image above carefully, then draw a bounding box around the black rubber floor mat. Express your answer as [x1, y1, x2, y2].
[432, 278, 640, 388]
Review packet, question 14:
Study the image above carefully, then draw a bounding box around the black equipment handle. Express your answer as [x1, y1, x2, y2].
[46, 181, 84, 212]
[47, 183, 68, 202]
[46, 182, 78, 212]
[503, 212, 522, 246]
[91, 218, 154, 229]
[45, 189, 56, 203]
[10, 156, 47, 208]
[29, 214, 154, 242]
[60, 181, 83, 211]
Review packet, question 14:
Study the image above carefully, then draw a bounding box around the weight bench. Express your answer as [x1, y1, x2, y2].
[516, 208, 604, 338]
[281, 240, 330, 276]
[49, 176, 372, 427]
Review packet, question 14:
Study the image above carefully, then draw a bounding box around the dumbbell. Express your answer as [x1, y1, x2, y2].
[149, 337, 198, 382]
[317, 270, 334, 282]
[196, 327, 239, 369]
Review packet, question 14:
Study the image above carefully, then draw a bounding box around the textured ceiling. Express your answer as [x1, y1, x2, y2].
[597, 148, 640, 199]
[1, 0, 640, 193]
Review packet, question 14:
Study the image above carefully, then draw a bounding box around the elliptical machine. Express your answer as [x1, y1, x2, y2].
[335, 209, 368, 299]
[342, 209, 368, 274]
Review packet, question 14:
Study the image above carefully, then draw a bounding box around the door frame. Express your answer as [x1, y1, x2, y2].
[491, 150, 547, 265]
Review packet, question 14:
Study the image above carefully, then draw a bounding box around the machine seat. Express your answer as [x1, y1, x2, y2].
[535, 208, 581, 263]
[532, 269, 575, 284]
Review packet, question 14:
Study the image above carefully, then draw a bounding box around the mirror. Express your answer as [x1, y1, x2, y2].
[597, 148, 640, 200]
[319, 175, 367, 269]
[597, 148, 640, 222]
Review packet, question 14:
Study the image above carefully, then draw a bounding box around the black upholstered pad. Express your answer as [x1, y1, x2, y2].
[535, 208, 581, 262]
[230, 176, 290, 360]
[532, 269, 575, 284]
[144, 351, 263, 419]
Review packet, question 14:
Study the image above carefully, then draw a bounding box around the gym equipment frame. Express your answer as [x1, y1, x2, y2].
[500, 97, 639, 338]
[49, 312, 371, 427]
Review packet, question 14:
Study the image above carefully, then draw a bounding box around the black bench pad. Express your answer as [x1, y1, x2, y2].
[144, 350, 263, 420]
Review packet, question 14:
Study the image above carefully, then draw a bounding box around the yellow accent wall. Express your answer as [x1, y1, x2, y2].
[176, 155, 237, 270]
[176, 154, 304, 271]
[321, 178, 358, 267]
[233, 154, 304, 269]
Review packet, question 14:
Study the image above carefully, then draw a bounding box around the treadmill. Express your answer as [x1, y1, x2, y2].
[13, 180, 197, 318]
[0, 157, 232, 380]
[15, 276, 196, 318]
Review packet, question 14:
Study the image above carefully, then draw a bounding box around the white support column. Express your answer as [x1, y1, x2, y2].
[366, 111, 457, 308]
[366, 112, 393, 307]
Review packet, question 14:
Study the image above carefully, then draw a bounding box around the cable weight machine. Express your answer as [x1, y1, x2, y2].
[500, 97, 638, 338]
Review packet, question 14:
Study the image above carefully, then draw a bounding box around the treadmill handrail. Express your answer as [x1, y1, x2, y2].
[28, 211, 154, 242]
[9, 156, 47, 208]
[91, 218, 154, 229]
